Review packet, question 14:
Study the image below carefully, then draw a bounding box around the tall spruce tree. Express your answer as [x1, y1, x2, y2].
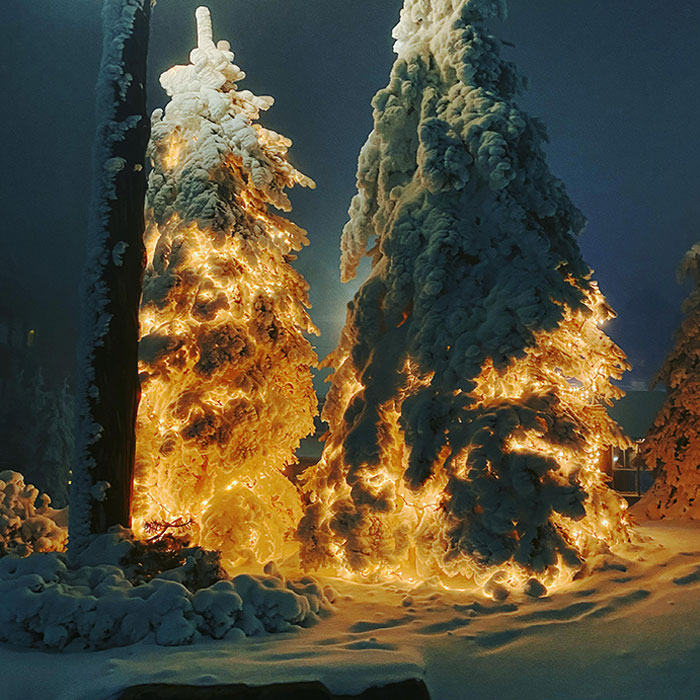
[132, 8, 318, 568]
[633, 244, 700, 519]
[299, 0, 630, 590]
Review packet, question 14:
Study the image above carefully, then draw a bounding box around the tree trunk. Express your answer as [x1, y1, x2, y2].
[69, 0, 151, 556]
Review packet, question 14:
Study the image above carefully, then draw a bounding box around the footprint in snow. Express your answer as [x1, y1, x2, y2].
[469, 628, 522, 650]
[585, 589, 651, 619]
[349, 615, 413, 633]
[345, 637, 398, 651]
[452, 601, 518, 616]
[416, 617, 473, 635]
[673, 566, 700, 586]
[266, 650, 327, 661]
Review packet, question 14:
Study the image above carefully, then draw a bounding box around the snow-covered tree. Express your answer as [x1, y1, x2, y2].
[0, 372, 72, 508]
[633, 244, 700, 520]
[299, 0, 630, 592]
[0, 370, 47, 476]
[132, 8, 318, 568]
[70, 0, 151, 555]
[35, 380, 74, 509]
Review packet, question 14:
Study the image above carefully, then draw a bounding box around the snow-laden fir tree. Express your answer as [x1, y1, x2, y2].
[133, 7, 318, 568]
[299, 0, 631, 592]
[633, 244, 700, 520]
[0, 372, 73, 508]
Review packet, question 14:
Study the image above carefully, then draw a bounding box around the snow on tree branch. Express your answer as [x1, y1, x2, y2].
[300, 0, 631, 594]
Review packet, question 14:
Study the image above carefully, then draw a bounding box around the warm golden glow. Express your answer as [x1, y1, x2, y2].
[300, 283, 632, 593]
[132, 17, 318, 570]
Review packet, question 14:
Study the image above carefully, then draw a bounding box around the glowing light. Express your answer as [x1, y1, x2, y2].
[132, 7, 317, 570]
[300, 283, 632, 594]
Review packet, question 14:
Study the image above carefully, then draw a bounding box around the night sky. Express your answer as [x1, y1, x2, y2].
[2, 1, 699, 391]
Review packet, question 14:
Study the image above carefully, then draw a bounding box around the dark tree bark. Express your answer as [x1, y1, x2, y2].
[69, 0, 151, 556]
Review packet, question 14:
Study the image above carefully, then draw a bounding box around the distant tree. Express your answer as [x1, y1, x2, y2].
[633, 244, 700, 519]
[299, 0, 630, 589]
[70, 0, 151, 555]
[0, 371, 46, 476]
[132, 8, 318, 567]
[36, 380, 74, 509]
[0, 372, 73, 508]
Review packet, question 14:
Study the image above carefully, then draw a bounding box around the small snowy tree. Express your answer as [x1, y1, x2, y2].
[132, 8, 318, 568]
[633, 244, 700, 519]
[70, 0, 151, 554]
[299, 0, 630, 591]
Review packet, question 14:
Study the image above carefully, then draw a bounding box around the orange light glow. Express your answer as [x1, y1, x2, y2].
[300, 283, 632, 593]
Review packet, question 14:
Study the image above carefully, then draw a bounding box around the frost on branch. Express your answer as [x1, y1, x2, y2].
[0, 471, 67, 557]
[133, 7, 318, 568]
[300, 0, 631, 592]
[633, 244, 700, 520]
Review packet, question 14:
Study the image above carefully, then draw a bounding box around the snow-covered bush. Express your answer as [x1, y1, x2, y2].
[133, 6, 318, 568]
[299, 0, 630, 589]
[0, 471, 67, 557]
[0, 531, 332, 650]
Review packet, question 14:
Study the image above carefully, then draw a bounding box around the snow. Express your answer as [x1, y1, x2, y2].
[633, 243, 700, 520]
[1, 522, 700, 699]
[0, 527, 331, 652]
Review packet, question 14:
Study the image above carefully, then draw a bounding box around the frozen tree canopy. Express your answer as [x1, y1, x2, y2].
[133, 7, 318, 568]
[634, 244, 700, 520]
[300, 0, 631, 592]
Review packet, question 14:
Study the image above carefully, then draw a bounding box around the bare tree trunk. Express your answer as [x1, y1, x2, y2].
[69, 0, 151, 556]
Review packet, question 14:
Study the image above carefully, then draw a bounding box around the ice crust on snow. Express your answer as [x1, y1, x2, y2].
[134, 6, 317, 567]
[0, 530, 331, 650]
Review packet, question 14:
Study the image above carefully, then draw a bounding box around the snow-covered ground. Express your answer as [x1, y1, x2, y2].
[2, 521, 700, 700]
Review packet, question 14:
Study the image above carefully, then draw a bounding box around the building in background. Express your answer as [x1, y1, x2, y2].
[603, 391, 667, 503]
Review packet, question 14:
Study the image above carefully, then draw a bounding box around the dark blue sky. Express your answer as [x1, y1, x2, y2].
[2, 1, 699, 390]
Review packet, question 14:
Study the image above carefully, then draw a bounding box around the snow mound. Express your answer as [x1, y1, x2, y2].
[0, 534, 331, 650]
[0, 471, 67, 557]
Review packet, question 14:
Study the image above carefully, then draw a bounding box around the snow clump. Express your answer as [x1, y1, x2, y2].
[0, 471, 67, 557]
[0, 532, 331, 650]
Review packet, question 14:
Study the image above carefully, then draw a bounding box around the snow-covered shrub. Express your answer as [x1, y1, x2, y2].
[0, 531, 332, 650]
[0, 471, 67, 557]
[122, 533, 225, 591]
